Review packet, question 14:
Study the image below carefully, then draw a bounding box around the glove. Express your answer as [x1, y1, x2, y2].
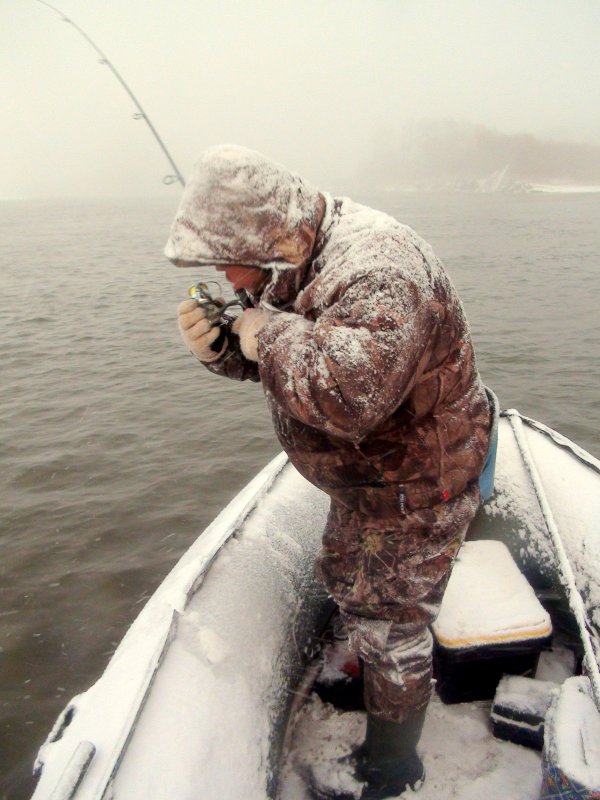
[177, 298, 227, 363]
[231, 308, 270, 362]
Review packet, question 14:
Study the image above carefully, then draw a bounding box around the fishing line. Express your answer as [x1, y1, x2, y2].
[36, 0, 185, 187]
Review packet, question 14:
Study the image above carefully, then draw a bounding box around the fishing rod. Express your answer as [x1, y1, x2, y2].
[36, 0, 185, 187]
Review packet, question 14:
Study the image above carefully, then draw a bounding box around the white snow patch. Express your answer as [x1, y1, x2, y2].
[317, 637, 360, 686]
[195, 622, 230, 665]
[535, 643, 577, 684]
[484, 421, 551, 567]
[522, 422, 600, 643]
[433, 540, 551, 647]
[280, 696, 366, 800]
[529, 184, 600, 193]
[325, 326, 371, 368]
[280, 694, 542, 800]
[492, 675, 558, 722]
[544, 676, 600, 789]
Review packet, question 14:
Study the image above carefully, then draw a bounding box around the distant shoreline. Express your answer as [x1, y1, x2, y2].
[528, 184, 600, 194]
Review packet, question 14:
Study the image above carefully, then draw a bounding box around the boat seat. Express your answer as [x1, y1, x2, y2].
[432, 540, 553, 703]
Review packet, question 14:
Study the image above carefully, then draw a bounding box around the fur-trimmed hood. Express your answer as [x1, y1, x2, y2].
[165, 145, 326, 304]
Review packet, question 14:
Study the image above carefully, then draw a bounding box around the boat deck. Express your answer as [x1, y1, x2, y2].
[279, 628, 576, 800]
[282, 694, 540, 800]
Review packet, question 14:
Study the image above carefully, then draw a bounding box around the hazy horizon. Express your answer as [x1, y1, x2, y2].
[3, 0, 600, 200]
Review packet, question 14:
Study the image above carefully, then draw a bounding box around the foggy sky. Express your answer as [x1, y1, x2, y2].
[2, 0, 600, 199]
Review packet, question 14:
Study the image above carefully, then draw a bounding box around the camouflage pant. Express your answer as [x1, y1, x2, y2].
[317, 483, 480, 722]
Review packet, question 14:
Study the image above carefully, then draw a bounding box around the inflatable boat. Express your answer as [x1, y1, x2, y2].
[30, 409, 600, 799]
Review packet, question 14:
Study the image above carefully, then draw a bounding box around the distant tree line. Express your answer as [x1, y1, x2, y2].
[359, 121, 600, 190]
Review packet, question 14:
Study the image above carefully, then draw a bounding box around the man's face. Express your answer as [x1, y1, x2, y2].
[215, 265, 269, 294]
[170, 258, 270, 295]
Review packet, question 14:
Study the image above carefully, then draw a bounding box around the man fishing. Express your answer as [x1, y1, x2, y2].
[165, 144, 491, 800]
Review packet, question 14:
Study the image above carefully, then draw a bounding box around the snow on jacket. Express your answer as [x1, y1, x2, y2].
[165, 145, 491, 517]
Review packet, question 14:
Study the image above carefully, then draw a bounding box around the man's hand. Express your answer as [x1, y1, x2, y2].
[177, 299, 227, 363]
[231, 308, 270, 362]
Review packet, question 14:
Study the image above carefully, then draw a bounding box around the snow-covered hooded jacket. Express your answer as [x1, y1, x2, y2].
[165, 145, 491, 516]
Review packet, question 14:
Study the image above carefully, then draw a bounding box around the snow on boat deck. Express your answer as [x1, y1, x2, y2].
[110, 461, 329, 800]
[279, 634, 579, 800]
[280, 694, 542, 800]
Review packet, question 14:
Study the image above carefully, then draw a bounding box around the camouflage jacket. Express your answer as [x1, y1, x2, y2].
[165, 146, 491, 517]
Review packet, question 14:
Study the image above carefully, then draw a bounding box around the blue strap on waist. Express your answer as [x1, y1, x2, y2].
[479, 387, 499, 503]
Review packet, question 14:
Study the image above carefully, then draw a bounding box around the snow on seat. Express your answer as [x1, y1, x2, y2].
[432, 540, 553, 703]
[433, 540, 552, 649]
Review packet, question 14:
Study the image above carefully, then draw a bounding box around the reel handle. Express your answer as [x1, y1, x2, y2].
[188, 281, 240, 324]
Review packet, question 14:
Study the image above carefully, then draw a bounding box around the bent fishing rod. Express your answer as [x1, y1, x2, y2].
[36, 0, 185, 188]
[36, 2, 254, 321]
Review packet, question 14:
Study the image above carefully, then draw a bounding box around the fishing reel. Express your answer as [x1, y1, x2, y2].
[187, 281, 244, 324]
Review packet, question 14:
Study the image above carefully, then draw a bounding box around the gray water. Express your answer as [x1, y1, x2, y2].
[1, 193, 599, 798]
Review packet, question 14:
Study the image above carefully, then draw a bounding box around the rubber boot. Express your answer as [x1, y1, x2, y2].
[354, 711, 426, 799]
[307, 710, 426, 800]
